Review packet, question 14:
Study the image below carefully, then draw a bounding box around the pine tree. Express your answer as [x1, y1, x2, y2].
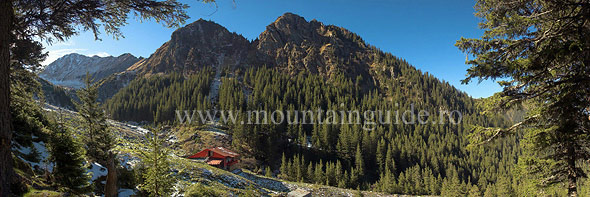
[385, 144, 396, 174]
[354, 188, 364, 197]
[265, 166, 272, 178]
[48, 111, 90, 193]
[140, 128, 175, 196]
[335, 160, 343, 181]
[280, 153, 288, 179]
[76, 74, 114, 165]
[295, 154, 303, 181]
[355, 144, 365, 179]
[376, 138, 386, 173]
[287, 158, 294, 181]
[457, 1, 590, 195]
[314, 160, 325, 184]
[326, 161, 335, 186]
[306, 162, 314, 183]
[349, 167, 359, 188]
[468, 185, 481, 197]
[495, 176, 515, 197]
[76, 74, 118, 196]
[483, 185, 496, 197]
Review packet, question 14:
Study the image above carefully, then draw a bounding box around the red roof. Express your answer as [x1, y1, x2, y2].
[187, 147, 239, 159]
[211, 147, 239, 157]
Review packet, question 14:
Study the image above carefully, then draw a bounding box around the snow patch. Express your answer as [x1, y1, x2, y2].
[118, 153, 141, 170]
[88, 162, 108, 182]
[136, 126, 149, 135]
[13, 136, 53, 172]
[235, 170, 290, 192]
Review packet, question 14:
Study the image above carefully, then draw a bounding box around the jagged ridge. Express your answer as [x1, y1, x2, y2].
[40, 53, 141, 89]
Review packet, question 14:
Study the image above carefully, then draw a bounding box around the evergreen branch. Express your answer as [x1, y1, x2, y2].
[474, 114, 540, 145]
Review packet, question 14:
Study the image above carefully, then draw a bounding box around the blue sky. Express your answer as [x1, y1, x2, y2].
[42, 0, 501, 98]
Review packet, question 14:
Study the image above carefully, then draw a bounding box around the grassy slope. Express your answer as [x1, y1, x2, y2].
[21, 105, 397, 196]
[158, 124, 399, 196]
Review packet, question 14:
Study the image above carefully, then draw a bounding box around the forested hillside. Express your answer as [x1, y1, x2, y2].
[106, 71, 214, 123]
[4, 0, 590, 195]
[223, 66, 518, 196]
[38, 77, 76, 110]
[101, 13, 535, 196]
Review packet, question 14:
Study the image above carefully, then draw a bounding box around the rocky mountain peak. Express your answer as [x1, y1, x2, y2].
[170, 19, 229, 42]
[271, 12, 309, 29]
[129, 19, 251, 75]
[61, 53, 86, 58]
[40, 53, 141, 88]
[118, 53, 135, 58]
[259, 13, 324, 47]
[255, 13, 373, 84]
[127, 12, 375, 88]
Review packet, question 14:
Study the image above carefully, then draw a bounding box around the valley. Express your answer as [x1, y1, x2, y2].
[4, 1, 589, 196]
[32, 13, 520, 196]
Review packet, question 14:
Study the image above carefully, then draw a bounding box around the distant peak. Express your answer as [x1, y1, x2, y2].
[50, 53, 88, 63]
[273, 12, 307, 24]
[118, 53, 135, 58]
[278, 12, 304, 20]
[63, 53, 85, 57]
[170, 18, 228, 39]
[185, 18, 222, 28]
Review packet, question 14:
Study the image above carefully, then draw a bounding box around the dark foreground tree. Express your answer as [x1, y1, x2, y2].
[456, 0, 590, 196]
[0, 0, 213, 195]
[48, 111, 91, 193]
[0, 1, 14, 194]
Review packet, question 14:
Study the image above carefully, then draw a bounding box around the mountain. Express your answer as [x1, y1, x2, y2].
[255, 13, 375, 87]
[95, 70, 139, 102]
[40, 53, 141, 89]
[127, 13, 416, 92]
[128, 19, 252, 76]
[37, 77, 76, 110]
[36, 13, 522, 195]
[109, 12, 473, 122]
[131, 14, 376, 84]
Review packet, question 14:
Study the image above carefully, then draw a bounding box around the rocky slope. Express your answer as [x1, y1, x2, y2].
[128, 19, 252, 76]
[129, 13, 379, 88]
[40, 53, 141, 88]
[255, 13, 376, 85]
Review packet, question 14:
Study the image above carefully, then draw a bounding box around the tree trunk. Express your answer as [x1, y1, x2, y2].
[0, 0, 14, 196]
[566, 145, 577, 197]
[567, 169, 577, 197]
[105, 152, 118, 197]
